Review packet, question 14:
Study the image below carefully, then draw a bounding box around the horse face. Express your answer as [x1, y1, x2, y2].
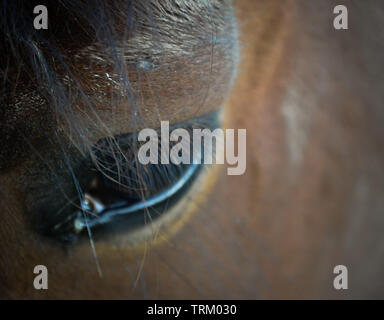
[1, 0, 384, 299]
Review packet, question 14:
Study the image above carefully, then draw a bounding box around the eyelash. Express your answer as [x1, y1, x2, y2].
[91, 134, 192, 200]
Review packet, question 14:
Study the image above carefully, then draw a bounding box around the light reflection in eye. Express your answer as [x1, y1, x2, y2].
[74, 157, 201, 232]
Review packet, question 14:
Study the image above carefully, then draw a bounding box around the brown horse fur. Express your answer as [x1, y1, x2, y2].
[1, 0, 384, 298]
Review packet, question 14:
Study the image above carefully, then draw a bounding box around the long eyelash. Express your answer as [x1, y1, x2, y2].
[90, 111, 219, 200]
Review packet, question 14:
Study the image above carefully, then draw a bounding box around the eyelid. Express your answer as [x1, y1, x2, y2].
[74, 158, 201, 232]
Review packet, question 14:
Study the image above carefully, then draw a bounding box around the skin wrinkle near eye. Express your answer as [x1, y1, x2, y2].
[0, 0, 239, 173]
[93, 3, 234, 137]
[67, 35, 237, 139]
[0, 0, 239, 209]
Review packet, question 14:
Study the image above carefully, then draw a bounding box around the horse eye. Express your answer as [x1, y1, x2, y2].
[41, 110, 219, 243]
[74, 161, 201, 234]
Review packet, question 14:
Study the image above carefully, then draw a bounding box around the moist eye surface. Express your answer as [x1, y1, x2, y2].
[39, 110, 220, 242]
